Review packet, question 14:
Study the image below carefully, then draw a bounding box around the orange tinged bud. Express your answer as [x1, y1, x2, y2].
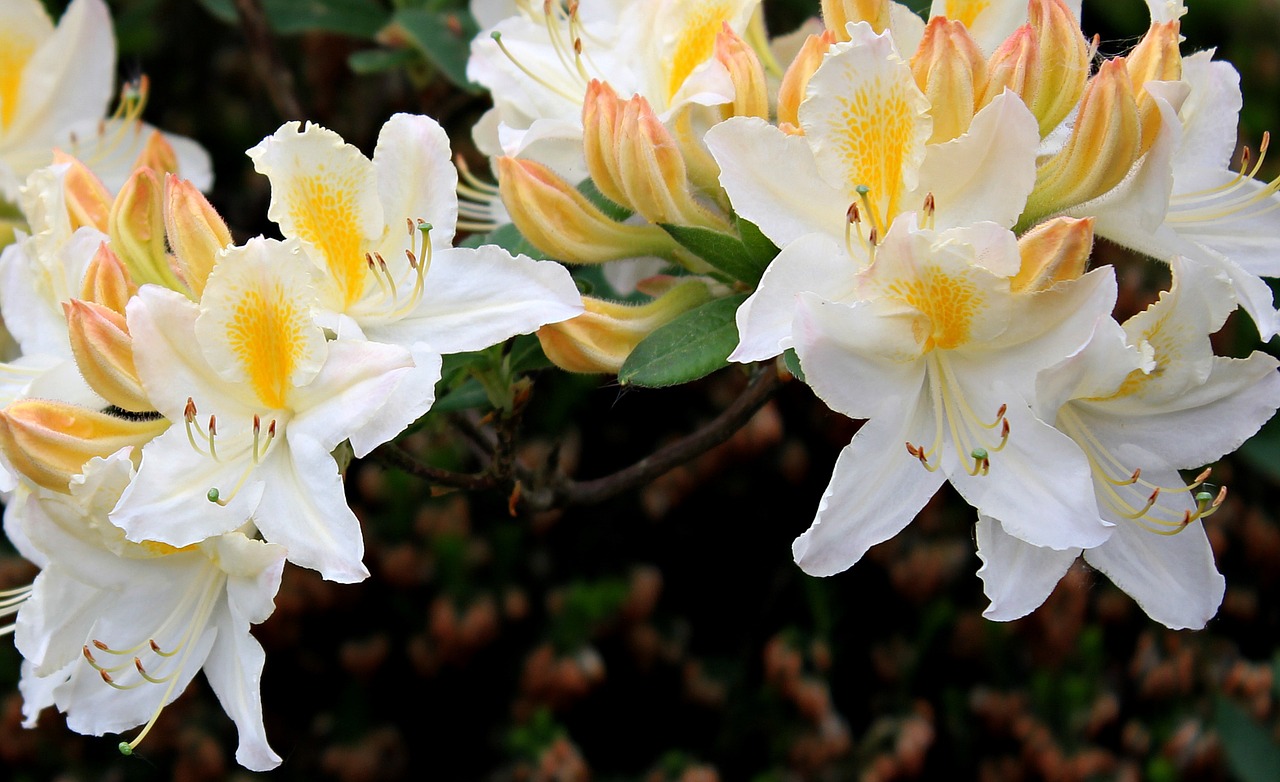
[984, 26, 1037, 105]
[1011, 216, 1094, 292]
[80, 243, 138, 315]
[983, 0, 1089, 138]
[615, 96, 723, 229]
[1127, 21, 1183, 156]
[778, 31, 836, 134]
[1023, 59, 1142, 223]
[822, 0, 891, 39]
[63, 300, 151, 413]
[497, 157, 680, 264]
[0, 400, 167, 492]
[53, 151, 111, 233]
[911, 18, 987, 144]
[715, 25, 768, 121]
[583, 80, 631, 211]
[164, 174, 232, 298]
[131, 131, 180, 177]
[537, 280, 713, 373]
[109, 168, 184, 291]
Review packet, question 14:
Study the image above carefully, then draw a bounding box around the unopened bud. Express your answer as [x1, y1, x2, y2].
[53, 151, 111, 233]
[131, 131, 180, 177]
[80, 243, 138, 315]
[164, 174, 232, 298]
[982, 0, 1089, 139]
[583, 80, 631, 211]
[1023, 59, 1142, 223]
[822, 0, 891, 39]
[497, 157, 680, 264]
[1127, 21, 1183, 156]
[1011, 216, 1094, 292]
[0, 400, 167, 492]
[983, 26, 1037, 104]
[537, 280, 713, 373]
[615, 96, 723, 229]
[63, 300, 151, 412]
[911, 18, 988, 144]
[109, 168, 184, 291]
[778, 31, 837, 133]
[715, 24, 769, 120]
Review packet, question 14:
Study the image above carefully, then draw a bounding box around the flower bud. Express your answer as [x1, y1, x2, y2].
[716, 25, 768, 120]
[63, 300, 151, 413]
[983, 0, 1089, 138]
[131, 130, 180, 177]
[1023, 59, 1142, 223]
[0, 400, 167, 493]
[537, 280, 713, 373]
[911, 18, 987, 144]
[583, 80, 631, 211]
[778, 31, 837, 134]
[497, 157, 680, 264]
[615, 96, 723, 229]
[80, 242, 138, 316]
[1127, 21, 1183, 156]
[822, 0, 891, 39]
[109, 167, 184, 291]
[1011, 216, 1094, 293]
[164, 174, 232, 298]
[53, 151, 111, 233]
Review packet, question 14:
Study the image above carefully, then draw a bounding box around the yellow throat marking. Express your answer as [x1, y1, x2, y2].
[287, 172, 368, 308]
[226, 282, 308, 410]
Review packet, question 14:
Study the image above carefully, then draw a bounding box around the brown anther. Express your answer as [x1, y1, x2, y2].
[406, 217, 415, 236]
[574, 38, 583, 55]
[1000, 419, 1010, 438]
[847, 202, 860, 223]
[134, 657, 147, 674]
[1147, 488, 1160, 503]
[1192, 467, 1212, 484]
[97, 120, 106, 136]
[184, 397, 197, 422]
[93, 639, 110, 651]
[1180, 510, 1193, 526]
[868, 227, 879, 246]
[253, 414, 261, 435]
[149, 639, 162, 653]
[267, 420, 277, 438]
[83, 645, 97, 663]
[375, 252, 389, 273]
[569, 0, 579, 14]
[100, 669, 114, 684]
[1212, 485, 1228, 506]
[366, 252, 377, 270]
[208, 415, 217, 436]
[1241, 146, 1252, 171]
[995, 403, 1007, 419]
[405, 249, 418, 270]
[1130, 467, 1143, 482]
[923, 192, 936, 215]
[543, 0, 552, 13]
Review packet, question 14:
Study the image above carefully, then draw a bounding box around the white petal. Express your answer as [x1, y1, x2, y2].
[1173, 53, 1239, 180]
[19, 658, 67, 728]
[975, 514, 1078, 621]
[203, 625, 281, 771]
[372, 113, 459, 246]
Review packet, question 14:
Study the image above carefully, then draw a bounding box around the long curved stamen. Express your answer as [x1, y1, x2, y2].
[1169, 132, 1280, 224]
[907, 355, 1009, 474]
[490, 32, 582, 103]
[208, 418, 276, 506]
[66, 77, 152, 169]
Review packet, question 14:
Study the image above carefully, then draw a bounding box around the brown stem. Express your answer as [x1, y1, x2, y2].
[372, 442, 499, 492]
[232, 0, 305, 121]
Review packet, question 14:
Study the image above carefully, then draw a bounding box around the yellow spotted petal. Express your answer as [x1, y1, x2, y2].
[246, 122, 384, 310]
[193, 238, 326, 411]
[0, 0, 54, 131]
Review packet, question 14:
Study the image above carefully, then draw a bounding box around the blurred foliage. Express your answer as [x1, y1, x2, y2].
[7, 0, 1280, 780]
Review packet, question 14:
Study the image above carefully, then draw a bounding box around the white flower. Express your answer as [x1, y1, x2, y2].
[788, 217, 1114, 577]
[15, 452, 285, 770]
[976, 257, 1280, 628]
[112, 237, 419, 582]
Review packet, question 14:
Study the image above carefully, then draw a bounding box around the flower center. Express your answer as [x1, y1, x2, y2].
[184, 397, 278, 507]
[907, 353, 1010, 476]
[489, 1, 601, 104]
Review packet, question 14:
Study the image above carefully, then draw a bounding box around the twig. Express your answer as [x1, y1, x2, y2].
[233, 0, 305, 121]
[372, 442, 499, 492]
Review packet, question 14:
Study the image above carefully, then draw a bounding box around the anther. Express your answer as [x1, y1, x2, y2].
[923, 192, 936, 230]
[184, 397, 197, 422]
[207, 415, 218, 462]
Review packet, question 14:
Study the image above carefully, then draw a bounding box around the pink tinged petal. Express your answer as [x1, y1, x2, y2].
[253, 434, 369, 583]
[729, 233, 863, 363]
[288, 339, 431, 458]
[7, 0, 114, 145]
[792, 293, 929, 421]
[365, 245, 583, 355]
[203, 622, 280, 771]
[1084, 509, 1224, 630]
[915, 91, 1041, 231]
[975, 514, 1078, 621]
[950, 386, 1110, 551]
[704, 117, 847, 248]
[793, 398, 946, 576]
[372, 113, 459, 246]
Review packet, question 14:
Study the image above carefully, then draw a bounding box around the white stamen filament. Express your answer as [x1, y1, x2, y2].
[907, 354, 1009, 476]
[66, 77, 151, 170]
[1168, 132, 1280, 225]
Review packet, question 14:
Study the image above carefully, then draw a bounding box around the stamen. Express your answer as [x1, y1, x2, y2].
[490, 31, 582, 102]
[922, 193, 936, 230]
[184, 398, 208, 456]
[207, 416, 218, 462]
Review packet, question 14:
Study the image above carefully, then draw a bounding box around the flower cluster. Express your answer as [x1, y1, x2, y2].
[0, 0, 1278, 772]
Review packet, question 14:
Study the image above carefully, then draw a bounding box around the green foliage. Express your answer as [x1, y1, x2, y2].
[659, 220, 777, 285]
[197, 0, 390, 37]
[392, 7, 482, 91]
[1214, 697, 1280, 782]
[551, 578, 630, 651]
[618, 294, 748, 388]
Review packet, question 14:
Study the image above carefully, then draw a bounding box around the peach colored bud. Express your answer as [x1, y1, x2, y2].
[131, 130, 180, 177]
[778, 31, 837, 133]
[911, 18, 987, 144]
[80, 243, 138, 315]
[53, 151, 111, 233]
[537, 280, 713, 373]
[164, 174, 232, 298]
[715, 25, 768, 120]
[822, 0, 890, 39]
[1024, 59, 1142, 223]
[582, 80, 631, 211]
[615, 96, 723, 229]
[983, 0, 1089, 138]
[63, 300, 150, 413]
[1127, 21, 1183, 156]
[497, 157, 680, 264]
[0, 400, 167, 492]
[984, 26, 1037, 105]
[1011, 216, 1094, 292]
[108, 168, 184, 291]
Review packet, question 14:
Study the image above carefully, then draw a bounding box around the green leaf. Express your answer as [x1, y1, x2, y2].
[1239, 415, 1280, 483]
[431, 377, 490, 413]
[199, 0, 391, 37]
[659, 223, 769, 285]
[618, 294, 747, 387]
[393, 8, 482, 91]
[737, 216, 779, 268]
[1214, 696, 1280, 782]
[578, 179, 631, 222]
[347, 47, 418, 74]
[782, 347, 805, 383]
